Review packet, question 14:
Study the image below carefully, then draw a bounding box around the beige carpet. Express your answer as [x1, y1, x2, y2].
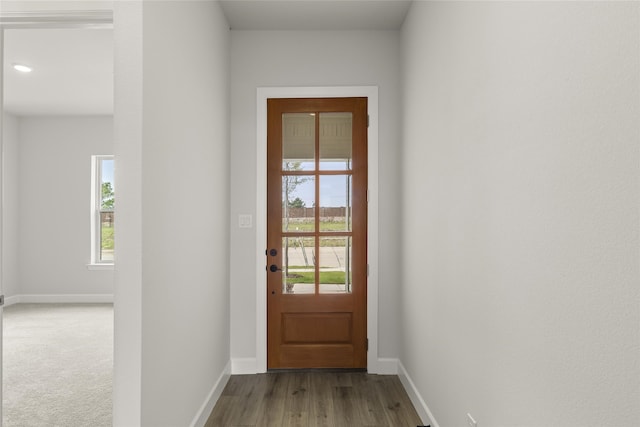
[3, 303, 113, 427]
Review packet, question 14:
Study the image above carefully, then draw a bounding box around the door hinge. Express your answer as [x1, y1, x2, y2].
[367, 264, 370, 277]
[367, 114, 370, 128]
[366, 338, 369, 351]
[0, 295, 4, 307]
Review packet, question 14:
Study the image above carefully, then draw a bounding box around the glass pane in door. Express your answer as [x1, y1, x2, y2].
[319, 175, 351, 232]
[319, 237, 352, 294]
[319, 112, 352, 170]
[282, 176, 315, 232]
[283, 113, 315, 171]
[282, 236, 315, 294]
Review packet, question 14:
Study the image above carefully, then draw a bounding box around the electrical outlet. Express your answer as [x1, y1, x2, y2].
[467, 413, 477, 427]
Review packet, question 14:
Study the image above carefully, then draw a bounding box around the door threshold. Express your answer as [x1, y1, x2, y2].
[267, 368, 367, 373]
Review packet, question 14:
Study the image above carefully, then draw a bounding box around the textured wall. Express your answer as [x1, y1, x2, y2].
[113, 1, 230, 425]
[2, 113, 19, 299]
[401, 2, 640, 426]
[18, 116, 114, 296]
[139, 2, 230, 426]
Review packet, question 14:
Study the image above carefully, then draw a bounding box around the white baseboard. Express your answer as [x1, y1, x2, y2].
[190, 360, 231, 427]
[376, 358, 399, 375]
[4, 295, 21, 307]
[231, 358, 257, 374]
[228, 357, 398, 375]
[398, 360, 440, 427]
[6, 294, 114, 304]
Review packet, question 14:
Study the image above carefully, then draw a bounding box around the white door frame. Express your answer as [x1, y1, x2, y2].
[256, 86, 380, 373]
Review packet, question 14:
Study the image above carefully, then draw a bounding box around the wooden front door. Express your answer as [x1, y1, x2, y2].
[267, 97, 368, 369]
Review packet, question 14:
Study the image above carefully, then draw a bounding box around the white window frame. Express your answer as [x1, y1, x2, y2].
[89, 155, 115, 269]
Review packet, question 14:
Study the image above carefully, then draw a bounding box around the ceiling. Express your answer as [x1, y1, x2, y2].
[3, 28, 113, 116]
[219, 1, 412, 31]
[2, 1, 411, 116]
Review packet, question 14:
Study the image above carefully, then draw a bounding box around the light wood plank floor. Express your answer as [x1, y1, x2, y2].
[205, 372, 424, 427]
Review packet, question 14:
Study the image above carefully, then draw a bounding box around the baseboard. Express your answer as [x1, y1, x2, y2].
[230, 357, 396, 375]
[231, 357, 257, 374]
[9, 294, 114, 304]
[190, 359, 231, 427]
[376, 358, 399, 375]
[398, 360, 440, 427]
[4, 295, 21, 307]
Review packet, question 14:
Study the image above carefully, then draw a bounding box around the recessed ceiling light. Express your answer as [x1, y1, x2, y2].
[13, 64, 32, 73]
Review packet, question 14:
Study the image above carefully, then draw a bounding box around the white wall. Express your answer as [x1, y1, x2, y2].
[113, 2, 143, 424]
[16, 116, 114, 297]
[229, 30, 402, 363]
[400, 2, 639, 427]
[114, 1, 231, 426]
[2, 113, 19, 299]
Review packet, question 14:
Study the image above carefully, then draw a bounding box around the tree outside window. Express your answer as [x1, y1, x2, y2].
[92, 156, 114, 264]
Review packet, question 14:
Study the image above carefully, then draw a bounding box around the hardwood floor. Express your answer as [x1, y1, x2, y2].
[205, 372, 424, 427]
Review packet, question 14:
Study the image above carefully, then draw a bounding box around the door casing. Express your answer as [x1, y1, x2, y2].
[255, 86, 380, 373]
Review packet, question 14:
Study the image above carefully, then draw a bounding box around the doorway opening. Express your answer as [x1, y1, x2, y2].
[1, 9, 114, 425]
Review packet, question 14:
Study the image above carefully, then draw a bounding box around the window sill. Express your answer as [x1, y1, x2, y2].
[87, 263, 114, 271]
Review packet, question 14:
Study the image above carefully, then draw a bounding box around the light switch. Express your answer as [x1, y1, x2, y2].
[238, 214, 252, 228]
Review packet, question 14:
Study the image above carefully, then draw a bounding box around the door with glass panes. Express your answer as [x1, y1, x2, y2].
[266, 97, 368, 369]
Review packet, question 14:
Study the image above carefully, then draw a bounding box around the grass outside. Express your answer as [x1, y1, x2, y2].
[286, 270, 347, 284]
[283, 219, 350, 247]
[283, 219, 349, 232]
[284, 237, 349, 248]
[101, 223, 114, 250]
[287, 265, 337, 269]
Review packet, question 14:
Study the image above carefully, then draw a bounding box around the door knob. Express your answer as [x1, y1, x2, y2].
[269, 264, 282, 272]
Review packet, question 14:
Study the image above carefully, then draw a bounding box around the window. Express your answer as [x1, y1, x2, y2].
[91, 155, 114, 264]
